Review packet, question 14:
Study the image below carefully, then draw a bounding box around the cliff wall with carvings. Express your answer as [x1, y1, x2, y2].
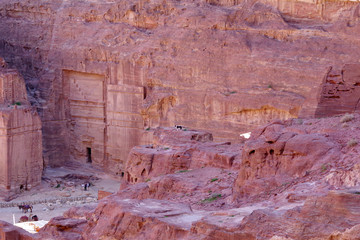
[0, 0, 359, 172]
[0, 59, 42, 200]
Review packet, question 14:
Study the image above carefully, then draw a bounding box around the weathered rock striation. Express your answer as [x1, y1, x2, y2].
[1, 0, 360, 239]
[0, 58, 42, 201]
[124, 127, 241, 184]
[1, 0, 360, 173]
[3, 114, 360, 239]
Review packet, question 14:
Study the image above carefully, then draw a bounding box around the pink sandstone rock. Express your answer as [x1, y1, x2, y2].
[0, 58, 42, 201]
[0, 0, 359, 174]
[124, 127, 242, 183]
[233, 120, 339, 199]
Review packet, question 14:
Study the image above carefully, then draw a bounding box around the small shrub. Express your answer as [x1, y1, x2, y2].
[340, 113, 354, 123]
[177, 170, 188, 173]
[222, 90, 237, 96]
[182, 128, 187, 131]
[210, 178, 218, 182]
[164, 147, 170, 150]
[145, 179, 151, 182]
[267, 84, 273, 89]
[321, 164, 328, 172]
[201, 193, 222, 203]
[347, 139, 358, 147]
[145, 127, 151, 131]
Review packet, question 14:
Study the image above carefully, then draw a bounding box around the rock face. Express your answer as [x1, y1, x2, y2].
[316, 64, 360, 117]
[233, 120, 339, 198]
[124, 127, 242, 183]
[0, 59, 42, 200]
[0, 0, 360, 172]
[3, 114, 360, 239]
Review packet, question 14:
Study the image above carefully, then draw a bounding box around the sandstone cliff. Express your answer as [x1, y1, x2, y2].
[0, 0, 360, 173]
[0, 58, 42, 201]
[2, 114, 359, 239]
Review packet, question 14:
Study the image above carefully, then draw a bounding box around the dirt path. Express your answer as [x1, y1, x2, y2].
[0, 163, 122, 224]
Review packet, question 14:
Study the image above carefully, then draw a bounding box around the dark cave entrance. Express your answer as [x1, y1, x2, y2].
[87, 147, 92, 163]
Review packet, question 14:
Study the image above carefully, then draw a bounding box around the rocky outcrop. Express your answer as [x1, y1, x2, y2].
[77, 198, 193, 240]
[124, 127, 242, 183]
[38, 217, 87, 240]
[0, 58, 42, 201]
[2, 114, 360, 239]
[239, 192, 360, 239]
[233, 120, 339, 198]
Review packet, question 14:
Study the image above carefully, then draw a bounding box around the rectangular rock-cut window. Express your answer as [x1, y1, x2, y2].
[87, 147, 92, 163]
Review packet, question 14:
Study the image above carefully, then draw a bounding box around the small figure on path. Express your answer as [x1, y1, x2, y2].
[83, 182, 91, 191]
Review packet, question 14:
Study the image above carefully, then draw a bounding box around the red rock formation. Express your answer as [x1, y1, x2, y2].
[239, 192, 360, 239]
[1, 0, 359, 172]
[38, 217, 87, 240]
[233, 120, 340, 199]
[124, 127, 241, 183]
[3, 114, 360, 239]
[0, 58, 42, 201]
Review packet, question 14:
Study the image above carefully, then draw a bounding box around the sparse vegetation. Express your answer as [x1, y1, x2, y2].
[340, 113, 354, 123]
[145, 127, 151, 131]
[222, 90, 237, 96]
[321, 164, 328, 172]
[201, 193, 222, 203]
[210, 178, 218, 182]
[182, 128, 187, 131]
[347, 139, 358, 147]
[267, 84, 273, 89]
[164, 147, 170, 150]
[177, 170, 189, 173]
[145, 179, 151, 182]
[12, 101, 21, 106]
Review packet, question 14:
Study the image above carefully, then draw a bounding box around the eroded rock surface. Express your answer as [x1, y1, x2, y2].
[234, 120, 339, 198]
[124, 127, 242, 184]
[1, 0, 360, 172]
[0, 57, 42, 201]
[3, 114, 360, 239]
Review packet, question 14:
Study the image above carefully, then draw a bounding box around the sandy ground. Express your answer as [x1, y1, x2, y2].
[0, 163, 122, 224]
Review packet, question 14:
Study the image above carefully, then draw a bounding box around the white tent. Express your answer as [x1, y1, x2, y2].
[14, 220, 48, 234]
